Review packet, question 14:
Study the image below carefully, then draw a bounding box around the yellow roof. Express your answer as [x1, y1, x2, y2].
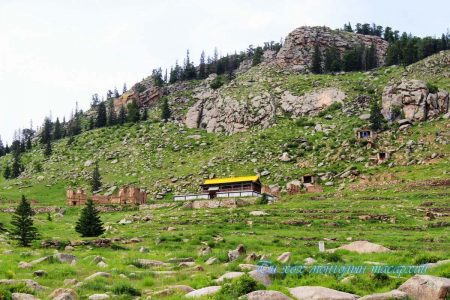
[203, 175, 260, 185]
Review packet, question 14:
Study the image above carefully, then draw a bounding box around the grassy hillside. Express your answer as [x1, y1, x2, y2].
[0, 52, 449, 299]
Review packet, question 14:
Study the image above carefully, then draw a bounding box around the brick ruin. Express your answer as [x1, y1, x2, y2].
[67, 186, 147, 206]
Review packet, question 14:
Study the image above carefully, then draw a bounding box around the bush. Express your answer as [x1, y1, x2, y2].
[257, 193, 269, 205]
[210, 76, 225, 90]
[318, 102, 343, 117]
[214, 274, 265, 299]
[414, 255, 441, 265]
[426, 82, 438, 94]
[112, 282, 141, 296]
[295, 117, 315, 127]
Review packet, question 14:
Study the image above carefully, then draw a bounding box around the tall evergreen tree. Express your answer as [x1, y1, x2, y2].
[311, 44, 322, 73]
[11, 151, 23, 178]
[0, 136, 5, 157]
[44, 139, 52, 157]
[161, 98, 171, 121]
[118, 105, 127, 125]
[53, 118, 62, 140]
[41, 118, 53, 145]
[11, 195, 39, 247]
[96, 101, 107, 128]
[324, 45, 342, 73]
[152, 68, 164, 87]
[252, 46, 264, 66]
[369, 99, 384, 131]
[343, 22, 353, 32]
[107, 100, 117, 126]
[75, 199, 105, 237]
[114, 87, 120, 98]
[198, 51, 207, 79]
[183, 50, 197, 80]
[91, 162, 102, 192]
[127, 100, 140, 123]
[123, 83, 127, 93]
[3, 165, 11, 179]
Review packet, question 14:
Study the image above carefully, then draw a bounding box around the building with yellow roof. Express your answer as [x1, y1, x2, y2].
[173, 175, 275, 201]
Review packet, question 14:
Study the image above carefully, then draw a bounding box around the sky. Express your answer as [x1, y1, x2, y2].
[0, 0, 449, 143]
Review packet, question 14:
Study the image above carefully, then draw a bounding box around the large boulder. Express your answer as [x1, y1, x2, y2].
[11, 293, 39, 300]
[398, 275, 450, 300]
[228, 244, 246, 261]
[49, 288, 77, 300]
[275, 26, 388, 72]
[215, 272, 245, 283]
[185, 286, 221, 298]
[289, 286, 359, 300]
[359, 289, 408, 300]
[53, 253, 77, 264]
[245, 290, 292, 299]
[382, 80, 449, 121]
[327, 241, 390, 253]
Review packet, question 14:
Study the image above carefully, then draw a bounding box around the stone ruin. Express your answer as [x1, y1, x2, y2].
[67, 186, 147, 206]
[286, 175, 323, 194]
[66, 188, 87, 206]
[355, 128, 376, 141]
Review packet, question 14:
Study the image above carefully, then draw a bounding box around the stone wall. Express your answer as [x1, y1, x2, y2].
[274, 26, 389, 72]
[67, 186, 147, 206]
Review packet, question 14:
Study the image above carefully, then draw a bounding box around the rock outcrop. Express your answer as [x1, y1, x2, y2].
[382, 80, 449, 121]
[327, 241, 391, 253]
[185, 87, 345, 134]
[398, 275, 450, 300]
[275, 26, 389, 72]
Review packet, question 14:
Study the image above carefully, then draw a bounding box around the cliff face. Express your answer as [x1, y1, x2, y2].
[274, 26, 389, 72]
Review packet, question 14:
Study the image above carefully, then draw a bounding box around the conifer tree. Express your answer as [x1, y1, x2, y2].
[96, 101, 107, 128]
[53, 118, 62, 140]
[161, 98, 171, 121]
[311, 44, 322, 73]
[252, 47, 264, 66]
[91, 162, 102, 192]
[118, 105, 127, 125]
[41, 118, 53, 145]
[11, 195, 39, 247]
[3, 165, 11, 179]
[123, 83, 127, 93]
[107, 100, 117, 126]
[127, 100, 140, 123]
[11, 151, 23, 178]
[141, 109, 148, 121]
[198, 51, 206, 79]
[44, 139, 52, 157]
[369, 99, 384, 131]
[324, 45, 342, 73]
[0, 137, 5, 157]
[75, 199, 105, 237]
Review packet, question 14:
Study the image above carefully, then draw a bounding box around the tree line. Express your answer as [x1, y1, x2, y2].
[342, 22, 449, 66]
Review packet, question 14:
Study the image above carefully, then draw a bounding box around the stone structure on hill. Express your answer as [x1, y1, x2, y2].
[274, 26, 389, 72]
[382, 80, 449, 122]
[67, 186, 147, 206]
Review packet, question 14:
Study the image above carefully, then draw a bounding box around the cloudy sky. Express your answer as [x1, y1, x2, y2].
[0, 0, 448, 143]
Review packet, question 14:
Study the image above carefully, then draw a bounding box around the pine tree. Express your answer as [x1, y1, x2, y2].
[161, 98, 171, 121]
[3, 165, 11, 179]
[91, 162, 102, 192]
[96, 101, 107, 128]
[0, 137, 5, 157]
[343, 22, 353, 32]
[11, 151, 23, 178]
[53, 118, 62, 140]
[324, 45, 342, 73]
[141, 109, 148, 121]
[107, 100, 117, 126]
[127, 100, 140, 123]
[41, 118, 53, 145]
[123, 83, 127, 93]
[311, 44, 322, 73]
[44, 139, 52, 157]
[198, 51, 207, 79]
[114, 87, 120, 98]
[118, 106, 127, 125]
[369, 99, 384, 131]
[152, 68, 164, 87]
[11, 195, 39, 247]
[75, 199, 105, 237]
[252, 47, 264, 66]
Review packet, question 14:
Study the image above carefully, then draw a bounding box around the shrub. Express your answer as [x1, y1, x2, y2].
[317, 251, 343, 262]
[318, 102, 343, 117]
[112, 282, 141, 296]
[210, 76, 225, 90]
[426, 82, 438, 93]
[295, 117, 315, 127]
[214, 274, 265, 299]
[257, 193, 269, 205]
[414, 255, 441, 265]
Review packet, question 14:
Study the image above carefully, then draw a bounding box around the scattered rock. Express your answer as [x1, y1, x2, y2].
[398, 275, 450, 300]
[249, 211, 268, 216]
[152, 285, 195, 297]
[33, 270, 47, 277]
[185, 286, 221, 298]
[239, 264, 257, 271]
[359, 289, 408, 300]
[304, 257, 317, 265]
[0, 280, 46, 292]
[137, 259, 168, 268]
[289, 286, 359, 300]
[277, 252, 291, 263]
[88, 294, 109, 300]
[327, 241, 390, 253]
[49, 288, 77, 300]
[249, 270, 272, 286]
[215, 272, 244, 283]
[228, 244, 246, 261]
[245, 290, 292, 300]
[53, 253, 77, 264]
[139, 247, 149, 253]
[11, 293, 39, 300]
[85, 272, 111, 281]
[205, 257, 218, 265]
